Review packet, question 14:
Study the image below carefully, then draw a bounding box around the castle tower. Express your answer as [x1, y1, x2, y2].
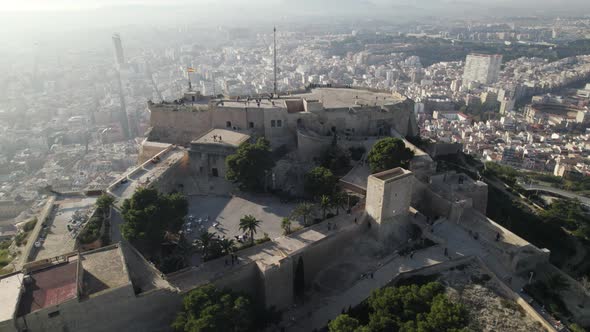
[365, 167, 414, 239]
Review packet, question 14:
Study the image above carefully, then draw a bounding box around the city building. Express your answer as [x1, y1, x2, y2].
[462, 53, 503, 85]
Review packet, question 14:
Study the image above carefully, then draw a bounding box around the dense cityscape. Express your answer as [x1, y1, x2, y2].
[2, 2, 590, 332]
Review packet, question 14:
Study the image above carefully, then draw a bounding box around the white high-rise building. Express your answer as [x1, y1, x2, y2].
[462, 53, 502, 85]
[112, 33, 125, 68]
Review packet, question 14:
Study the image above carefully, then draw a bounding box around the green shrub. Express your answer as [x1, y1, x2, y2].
[23, 218, 37, 232]
[0, 249, 11, 268]
[78, 215, 103, 244]
[15, 232, 29, 246]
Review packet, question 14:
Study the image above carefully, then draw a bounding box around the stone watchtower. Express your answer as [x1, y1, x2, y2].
[365, 167, 414, 240]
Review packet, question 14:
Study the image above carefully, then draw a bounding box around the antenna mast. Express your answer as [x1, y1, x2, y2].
[273, 26, 277, 96]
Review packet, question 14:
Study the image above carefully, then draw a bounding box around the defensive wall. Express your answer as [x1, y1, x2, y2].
[167, 211, 367, 311]
[17, 197, 56, 270]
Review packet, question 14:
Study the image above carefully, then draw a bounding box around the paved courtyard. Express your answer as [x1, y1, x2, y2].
[185, 194, 301, 244]
[31, 197, 96, 261]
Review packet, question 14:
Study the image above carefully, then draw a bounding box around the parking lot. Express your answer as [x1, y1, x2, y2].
[183, 194, 301, 245]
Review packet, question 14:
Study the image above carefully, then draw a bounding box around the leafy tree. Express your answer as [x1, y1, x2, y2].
[304, 166, 338, 198]
[329, 314, 360, 332]
[320, 144, 351, 174]
[569, 323, 587, 332]
[172, 284, 255, 332]
[239, 215, 261, 245]
[546, 274, 569, 293]
[226, 138, 275, 192]
[120, 187, 188, 252]
[96, 194, 115, 219]
[319, 195, 331, 220]
[292, 202, 315, 226]
[541, 199, 590, 240]
[367, 137, 414, 173]
[417, 294, 468, 332]
[281, 217, 292, 235]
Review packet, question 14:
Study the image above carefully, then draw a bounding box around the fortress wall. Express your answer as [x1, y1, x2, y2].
[150, 160, 185, 194]
[411, 179, 452, 219]
[16, 285, 182, 332]
[296, 130, 332, 161]
[263, 108, 292, 148]
[212, 106, 251, 130]
[425, 142, 463, 158]
[138, 142, 171, 164]
[213, 261, 265, 305]
[18, 285, 182, 332]
[261, 258, 295, 310]
[471, 182, 489, 214]
[383, 100, 416, 137]
[149, 109, 212, 144]
[294, 223, 364, 287]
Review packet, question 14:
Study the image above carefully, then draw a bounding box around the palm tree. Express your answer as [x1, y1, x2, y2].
[281, 217, 292, 235]
[331, 191, 348, 215]
[220, 238, 236, 256]
[319, 195, 331, 220]
[292, 202, 315, 227]
[197, 232, 216, 260]
[239, 215, 262, 245]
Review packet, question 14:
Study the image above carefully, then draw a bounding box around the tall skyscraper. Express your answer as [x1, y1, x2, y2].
[112, 33, 125, 68]
[462, 53, 502, 85]
[112, 33, 131, 139]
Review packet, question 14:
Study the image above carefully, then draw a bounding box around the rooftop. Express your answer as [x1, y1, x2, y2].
[294, 88, 403, 109]
[17, 258, 79, 316]
[0, 273, 24, 322]
[192, 129, 251, 147]
[80, 245, 130, 296]
[218, 99, 286, 109]
[371, 167, 413, 182]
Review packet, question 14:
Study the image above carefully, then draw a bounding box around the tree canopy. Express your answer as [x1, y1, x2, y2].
[328, 314, 360, 332]
[96, 194, 114, 214]
[540, 198, 590, 240]
[172, 284, 256, 332]
[367, 137, 414, 173]
[120, 187, 188, 247]
[332, 282, 469, 332]
[226, 138, 275, 192]
[304, 166, 338, 198]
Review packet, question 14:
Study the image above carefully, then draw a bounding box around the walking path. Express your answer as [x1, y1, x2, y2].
[521, 183, 590, 206]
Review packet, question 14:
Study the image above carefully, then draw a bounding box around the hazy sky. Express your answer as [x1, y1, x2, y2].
[3, 0, 588, 12]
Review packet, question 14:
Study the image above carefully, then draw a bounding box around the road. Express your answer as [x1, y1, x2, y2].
[521, 183, 590, 206]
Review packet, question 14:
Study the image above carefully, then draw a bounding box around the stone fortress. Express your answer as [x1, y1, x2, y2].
[1, 86, 579, 332]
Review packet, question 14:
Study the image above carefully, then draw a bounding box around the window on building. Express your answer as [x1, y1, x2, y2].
[249, 122, 254, 128]
[226, 121, 231, 128]
[271, 120, 276, 127]
[48, 311, 60, 318]
[277, 120, 283, 127]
